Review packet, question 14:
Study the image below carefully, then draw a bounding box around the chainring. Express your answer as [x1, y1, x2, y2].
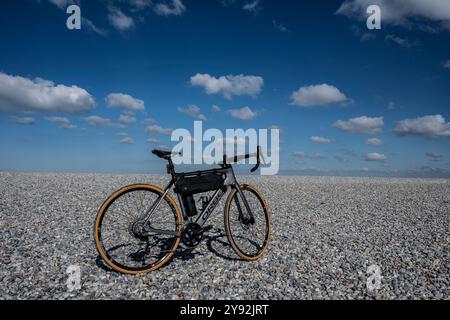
[181, 223, 204, 248]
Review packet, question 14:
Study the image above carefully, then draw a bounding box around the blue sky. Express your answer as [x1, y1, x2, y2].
[1, 0, 450, 177]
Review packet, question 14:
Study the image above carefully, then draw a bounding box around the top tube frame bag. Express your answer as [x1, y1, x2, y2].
[175, 172, 225, 196]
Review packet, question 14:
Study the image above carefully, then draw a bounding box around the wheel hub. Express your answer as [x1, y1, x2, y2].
[129, 220, 148, 241]
[238, 213, 254, 229]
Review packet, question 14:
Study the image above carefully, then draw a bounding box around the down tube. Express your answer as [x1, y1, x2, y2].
[195, 187, 227, 227]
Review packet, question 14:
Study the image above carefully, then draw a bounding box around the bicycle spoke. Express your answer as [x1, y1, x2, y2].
[227, 187, 269, 259]
[95, 185, 181, 272]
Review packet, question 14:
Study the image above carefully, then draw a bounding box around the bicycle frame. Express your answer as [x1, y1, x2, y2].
[140, 165, 254, 237]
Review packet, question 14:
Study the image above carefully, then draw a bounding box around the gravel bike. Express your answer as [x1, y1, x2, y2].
[94, 146, 271, 274]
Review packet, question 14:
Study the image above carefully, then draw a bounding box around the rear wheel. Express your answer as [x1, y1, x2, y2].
[94, 184, 182, 274]
[224, 184, 270, 261]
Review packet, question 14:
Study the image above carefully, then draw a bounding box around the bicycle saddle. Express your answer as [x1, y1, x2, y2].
[152, 149, 173, 159]
[152, 149, 181, 160]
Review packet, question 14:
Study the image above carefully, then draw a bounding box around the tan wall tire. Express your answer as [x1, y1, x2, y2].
[224, 184, 271, 261]
[93, 184, 182, 274]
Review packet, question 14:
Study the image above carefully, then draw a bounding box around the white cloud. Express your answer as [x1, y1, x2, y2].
[292, 152, 326, 159]
[227, 106, 257, 120]
[119, 114, 137, 125]
[394, 114, 450, 138]
[0, 72, 95, 114]
[145, 124, 173, 135]
[336, 0, 450, 31]
[425, 152, 443, 162]
[106, 93, 145, 112]
[219, 0, 235, 6]
[385, 34, 418, 48]
[12, 116, 35, 125]
[128, 0, 152, 11]
[117, 132, 134, 144]
[351, 25, 376, 42]
[290, 84, 348, 107]
[365, 152, 388, 162]
[143, 117, 157, 125]
[48, 0, 72, 9]
[443, 60, 450, 69]
[108, 7, 135, 31]
[388, 101, 396, 110]
[190, 73, 264, 99]
[116, 131, 134, 144]
[177, 105, 207, 121]
[153, 0, 186, 16]
[311, 136, 334, 144]
[243, 0, 261, 14]
[45, 116, 70, 124]
[84, 115, 114, 127]
[45, 116, 77, 129]
[212, 105, 221, 113]
[82, 18, 108, 36]
[366, 138, 383, 146]
[59, 123, 77, 129]
[147, 138, 161, 144]
[334, 116, 384, 134]
[273, 20, 288, 32]
[120, 136, 134, 144]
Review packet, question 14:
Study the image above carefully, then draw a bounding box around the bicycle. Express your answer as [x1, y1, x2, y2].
[94, 146, 271, 274]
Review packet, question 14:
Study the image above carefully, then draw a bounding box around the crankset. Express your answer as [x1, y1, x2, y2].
[181, 223, 206, 248]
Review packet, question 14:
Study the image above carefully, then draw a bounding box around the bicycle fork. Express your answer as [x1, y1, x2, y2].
[234, 185, 256, 225]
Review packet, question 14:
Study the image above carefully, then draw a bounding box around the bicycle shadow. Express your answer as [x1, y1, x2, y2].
[95, 228, 243, 273]
[95, 255, 115, 273]
[172, 227, 243, 263]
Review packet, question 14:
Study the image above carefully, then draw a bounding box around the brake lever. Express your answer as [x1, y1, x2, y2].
[260, 148, 266, 165]
[250, 162, 260, 173]
[250, 146, 260, 173]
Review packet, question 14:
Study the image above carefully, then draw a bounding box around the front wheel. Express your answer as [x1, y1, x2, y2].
[224, 184, 271, 261]
[94, 184, 182, 274]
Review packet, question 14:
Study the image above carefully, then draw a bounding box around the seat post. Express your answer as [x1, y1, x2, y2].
[167, 158, 175, 174]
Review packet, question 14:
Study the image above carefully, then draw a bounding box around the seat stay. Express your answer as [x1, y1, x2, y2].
[141, 179, 175, 225]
